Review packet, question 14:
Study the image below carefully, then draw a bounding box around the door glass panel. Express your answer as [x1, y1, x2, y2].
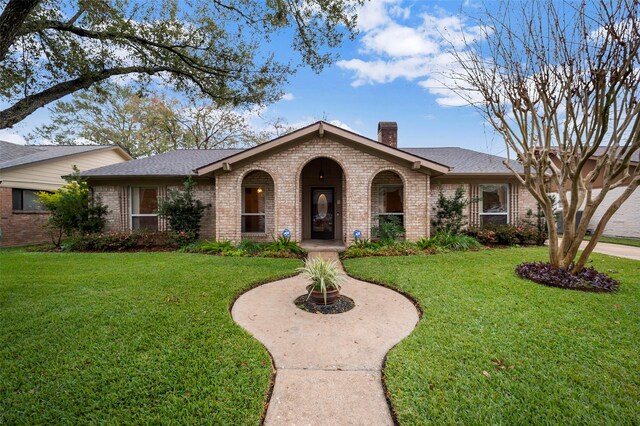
[311, 189, 334, 239]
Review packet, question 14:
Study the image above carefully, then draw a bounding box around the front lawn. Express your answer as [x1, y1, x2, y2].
[344, 247, 640, 425]
[0, 250, 300, 424]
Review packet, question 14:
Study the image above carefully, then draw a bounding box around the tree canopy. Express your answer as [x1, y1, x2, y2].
[0, 0, 363, 129]
[31, 84, 265, 157]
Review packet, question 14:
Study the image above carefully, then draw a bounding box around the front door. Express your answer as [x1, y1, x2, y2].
[311, 188, 334, 239]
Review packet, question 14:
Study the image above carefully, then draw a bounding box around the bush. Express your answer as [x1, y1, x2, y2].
[432, 185, 475, 234]
[265, 235, 306, 256]
[342, 241, 420, 258]
[64, 231, 180, 252]
[37, 167, 108, 246]
[515, 262, 619, 292]
[157, 177, 208, 241]
[180, 237, 306, 258]
[372, 215, 405, 243]
[467, 224, 546, 246]
[430, 231, 482, 251]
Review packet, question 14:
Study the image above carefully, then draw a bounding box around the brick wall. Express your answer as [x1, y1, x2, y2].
[93, 183, 216, 239]
[215, 136, 430, 243]
[0, 187, 51, 247]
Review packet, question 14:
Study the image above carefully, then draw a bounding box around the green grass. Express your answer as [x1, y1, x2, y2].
[344, 248, 640, 425]
[0, 250, 301, 425]
[584, 235, 640, 247]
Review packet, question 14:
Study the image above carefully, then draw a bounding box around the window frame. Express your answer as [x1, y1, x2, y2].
[12, 188, 47, 212]
[241, 185, 266, 234]
[377, 184, 404, 225]
[129, 186, 159, 231]
[479, 183, 510, 226]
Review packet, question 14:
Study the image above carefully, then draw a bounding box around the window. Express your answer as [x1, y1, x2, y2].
[242, 186, 265, 233]
[12, 188, 46, 211]
[480, 184, 509, 226]
[378, 185, 404, 227]
[131, 187, 158, 230]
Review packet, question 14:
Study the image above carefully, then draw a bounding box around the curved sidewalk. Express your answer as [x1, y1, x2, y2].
[232, 252, 419, 426]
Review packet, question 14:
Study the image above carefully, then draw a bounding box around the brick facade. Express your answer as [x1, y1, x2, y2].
[0, 187, 51, 247]
[214, 136, 430, 243]
[89, 138, 540, 244]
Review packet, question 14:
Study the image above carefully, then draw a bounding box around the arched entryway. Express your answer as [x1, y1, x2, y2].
[300, 157, 345, 242]
[371, 170, 405, 238]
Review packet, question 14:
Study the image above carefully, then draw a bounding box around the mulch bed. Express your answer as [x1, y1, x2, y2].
[294, 294, 355, 314]
[515, 262, 619, 292]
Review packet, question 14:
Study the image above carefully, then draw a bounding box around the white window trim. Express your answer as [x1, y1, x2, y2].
[376, 184, 405, 227]
[479, 184, 510, 224]
[241, 185, 266, 234]
[130, 186, 159, 230]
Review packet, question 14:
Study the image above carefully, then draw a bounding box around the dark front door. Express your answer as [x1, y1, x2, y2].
[311, 188, 334, 239]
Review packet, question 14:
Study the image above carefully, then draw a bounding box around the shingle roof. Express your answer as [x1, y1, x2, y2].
[81, 145, 523, 177]
[80, 149, 243, 177]
[402, 147, 524, 174]
[0, 140, 118, 170]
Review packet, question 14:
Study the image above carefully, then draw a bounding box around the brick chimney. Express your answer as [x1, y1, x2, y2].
[377, 122, 397, 148]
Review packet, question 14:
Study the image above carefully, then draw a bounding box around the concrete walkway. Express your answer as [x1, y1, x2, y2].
[232, 252, 419, 426]
[582, 240, 640, 261]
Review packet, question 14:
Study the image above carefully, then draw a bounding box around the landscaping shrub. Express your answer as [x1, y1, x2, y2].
[63, 231, 180, 252]
[265, 235, 306, 256]
[180, 238, 306, 258]
[467, 224, 546, 246]
[431, 185, 475, 234]
[342, 241, 420, 258]
[157, 177, 208, 242]
[37, 167, 108, 247]
[515, 262, 619, 292]
[430, 231, 482, 251]
[372, 215, 405, 243]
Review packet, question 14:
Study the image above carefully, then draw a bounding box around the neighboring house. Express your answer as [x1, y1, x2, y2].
[82, 121, 538, 245]
[550, 147, 640, 239]
[0, 141, 132, 247]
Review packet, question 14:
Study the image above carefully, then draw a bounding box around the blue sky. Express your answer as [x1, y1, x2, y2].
[1, 0, 507, 156]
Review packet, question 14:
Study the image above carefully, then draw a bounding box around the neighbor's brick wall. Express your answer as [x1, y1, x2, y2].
[0, 187, 51, 247]
[215, 136, 430, 243]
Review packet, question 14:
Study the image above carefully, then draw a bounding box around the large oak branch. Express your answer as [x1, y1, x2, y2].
[0, 66, 171, 129]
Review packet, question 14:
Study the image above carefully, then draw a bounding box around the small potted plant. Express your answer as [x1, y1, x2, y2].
[298, 257, 345, 305]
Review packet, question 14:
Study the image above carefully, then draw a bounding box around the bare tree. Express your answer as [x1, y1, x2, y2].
[451, 0, 640, 273]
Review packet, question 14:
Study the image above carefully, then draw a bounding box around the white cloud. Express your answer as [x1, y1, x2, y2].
[281, 92, 295, 101]
[338, 1, 488, 107]
[0, 130, 28, 145]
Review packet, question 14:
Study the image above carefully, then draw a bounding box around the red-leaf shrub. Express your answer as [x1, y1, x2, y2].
[515, 262, 619, 292]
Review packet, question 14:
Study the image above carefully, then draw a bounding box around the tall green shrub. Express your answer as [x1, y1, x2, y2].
[37, 167, 108, 247]
[372, 215, 405, 243]
[157, 177, 208, 240]
[432, 185, 475, 235]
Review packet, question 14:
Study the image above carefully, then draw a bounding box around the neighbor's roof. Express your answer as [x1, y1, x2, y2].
[0, 140, 131, 170]
[80, 149, 243, 177]
[402, 147, 524, 174]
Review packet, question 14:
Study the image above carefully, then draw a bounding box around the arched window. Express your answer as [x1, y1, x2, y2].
[371, 170, 404, 230]
[241, 171, 274, 237]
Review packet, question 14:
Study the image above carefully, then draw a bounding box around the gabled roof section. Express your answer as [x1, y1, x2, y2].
[402, 147, 524, 175]
[81, 149, 243, 177]
[0, 141, 132, 170]
[195, 121, 451, 176]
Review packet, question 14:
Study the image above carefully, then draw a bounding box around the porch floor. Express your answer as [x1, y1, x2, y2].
[300, 239, 346, 252]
